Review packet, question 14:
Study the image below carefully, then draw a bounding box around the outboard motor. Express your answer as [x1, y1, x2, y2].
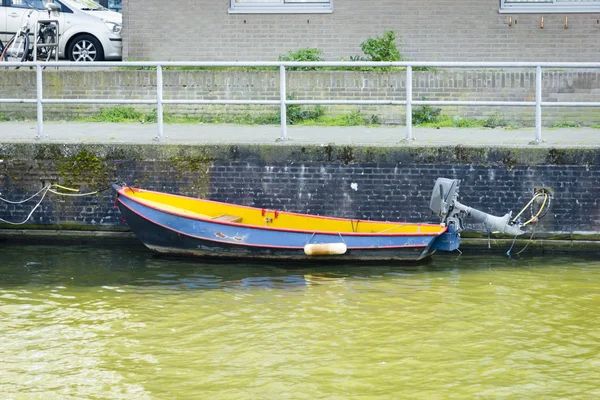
[430, 178, 524, 237]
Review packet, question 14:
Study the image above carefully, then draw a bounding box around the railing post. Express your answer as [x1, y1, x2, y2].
[36, 63, 44, 140]
[156, 64, 164, 140]
[405, 65, 413, 141]
[279, 65, 287, 141]
[535, 65, 542, 144]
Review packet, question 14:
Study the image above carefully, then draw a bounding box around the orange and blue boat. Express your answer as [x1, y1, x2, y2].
[113, 178, 522, 261]
[113, 187, 461, 262]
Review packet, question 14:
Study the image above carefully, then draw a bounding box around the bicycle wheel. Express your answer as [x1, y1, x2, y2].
[36, 25, 57, 62]
[1, 34, 30, 63]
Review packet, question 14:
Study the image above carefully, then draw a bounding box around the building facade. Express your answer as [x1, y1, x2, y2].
[122, 0, 600, 61]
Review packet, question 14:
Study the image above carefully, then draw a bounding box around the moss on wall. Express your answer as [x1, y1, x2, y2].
[2, 142, 599, 167]
[171, 147, 215, 199]
[56, 149, 111, 189]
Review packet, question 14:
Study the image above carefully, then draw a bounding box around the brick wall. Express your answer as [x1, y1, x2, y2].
[0, 144, 598, 238]
[1, 69, 599, 125]
[122, 0, 600, 62]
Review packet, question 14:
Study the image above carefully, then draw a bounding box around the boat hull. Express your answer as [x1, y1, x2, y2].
[116, 193, 449, 262]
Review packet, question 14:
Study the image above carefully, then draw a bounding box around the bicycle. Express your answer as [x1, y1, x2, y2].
[0, 3, 59, 66]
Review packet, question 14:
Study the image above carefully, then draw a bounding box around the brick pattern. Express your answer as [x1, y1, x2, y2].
[1, 158, 599, 236]
[1, 69, 599, 125]
[122, 0, 600, 62]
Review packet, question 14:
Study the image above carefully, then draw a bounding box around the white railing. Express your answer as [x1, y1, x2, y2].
[1, 61, 600, 143]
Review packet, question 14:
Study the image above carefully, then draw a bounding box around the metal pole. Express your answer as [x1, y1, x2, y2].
[156, 64, 164, 140]
[280, 65, 287, 141]
[36, 63, 43, 139]
[405, 65, 412, 141]
[535, 65, 542, 144]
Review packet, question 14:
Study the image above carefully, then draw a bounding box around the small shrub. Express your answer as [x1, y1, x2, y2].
[552, 120, 582, 128]
[453, 117, 481, 128]
[342, 110, 367, 125]
[367, 114, 380, 125]
[483, 110, 508, 128]
[360, 30, 403, 62]
[412, 99, 442, 125]
[349, 55, 367, 62]
[0, 112, 8, 122]
[87, 106, 145, 122]
[279, 48, 324, 70]
[286, 95, 325, 124]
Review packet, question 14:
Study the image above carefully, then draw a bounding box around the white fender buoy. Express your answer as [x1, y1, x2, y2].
[304, 243, 347, 256]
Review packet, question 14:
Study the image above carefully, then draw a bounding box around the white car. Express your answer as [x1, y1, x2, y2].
[0, 0, 122, 61]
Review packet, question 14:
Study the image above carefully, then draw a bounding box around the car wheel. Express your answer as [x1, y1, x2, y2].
[68, 35, 104, 62]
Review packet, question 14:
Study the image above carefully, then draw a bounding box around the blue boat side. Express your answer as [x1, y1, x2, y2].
[116, 193, 452, 261]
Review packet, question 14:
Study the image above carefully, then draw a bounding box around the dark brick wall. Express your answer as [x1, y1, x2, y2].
[0, 144, 598, 237]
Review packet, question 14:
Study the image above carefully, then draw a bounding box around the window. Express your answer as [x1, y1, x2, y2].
[229, 0, 333, 14]
[9, 0, 46, 9]
[500, 0, 600, 13]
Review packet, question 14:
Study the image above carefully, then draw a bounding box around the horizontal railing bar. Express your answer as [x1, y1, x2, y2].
[0, 99, 37, 104]
[542, 102, 600, 107]
[413, 101, 535, 106]
[5, 99, 598, 107]
[41, 99, 156, 104]
[7, 99, 599, 107]
[2, 61, 600, 68]
[162, 100, 280, 105]
[287, 100, 407, 105]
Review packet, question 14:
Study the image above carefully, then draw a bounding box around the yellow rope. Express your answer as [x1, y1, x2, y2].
[48, 188, 100, 197]
[51, 184, 80, 192]
[492, 192, 550, 234]
[521, 193, 548, 227]
[48, 184, 100, 197]
[511, 192, 543, 223]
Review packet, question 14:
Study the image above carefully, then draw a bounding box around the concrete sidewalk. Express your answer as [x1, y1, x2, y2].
[1, 121, 599, 148]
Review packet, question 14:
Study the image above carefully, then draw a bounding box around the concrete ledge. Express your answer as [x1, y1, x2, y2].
[1, 229, 598, 254]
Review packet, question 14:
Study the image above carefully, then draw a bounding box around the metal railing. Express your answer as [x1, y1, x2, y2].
[1, 61, 600, 143]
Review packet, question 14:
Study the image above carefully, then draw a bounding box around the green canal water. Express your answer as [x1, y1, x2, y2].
[0, 242, 599, 399]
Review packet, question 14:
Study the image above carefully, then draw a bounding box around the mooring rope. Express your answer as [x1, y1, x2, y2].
[506, 192, 550, 257]
[0, 183, 112, 225]
[0, 184, 51, 225]
[0, 185, 50, 204]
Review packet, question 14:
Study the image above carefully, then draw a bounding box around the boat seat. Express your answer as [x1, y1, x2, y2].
[212, 214, 243, 223]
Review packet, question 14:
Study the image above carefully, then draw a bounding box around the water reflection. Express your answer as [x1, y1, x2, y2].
[1, 241, 598, 291]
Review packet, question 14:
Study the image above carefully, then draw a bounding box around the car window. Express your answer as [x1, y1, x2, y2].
[10, 0, 46, 9]
[53, 0, 73, 13]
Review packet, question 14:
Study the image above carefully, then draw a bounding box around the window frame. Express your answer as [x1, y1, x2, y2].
[228, 0, 333, 14]
[499, 0, 600, 13]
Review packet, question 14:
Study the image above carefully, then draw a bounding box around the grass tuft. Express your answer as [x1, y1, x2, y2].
[551, 120, 582, 128]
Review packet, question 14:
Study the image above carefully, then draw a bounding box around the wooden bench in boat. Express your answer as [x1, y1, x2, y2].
[211, 214, 243, 223]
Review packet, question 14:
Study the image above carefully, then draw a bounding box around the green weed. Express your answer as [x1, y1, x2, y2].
[360, 30, 403, 63]
[551, 120, 582, 128]
[279, 48, 324, 71]
[412, 101, 442, 125]
[82, 107, 145, 122]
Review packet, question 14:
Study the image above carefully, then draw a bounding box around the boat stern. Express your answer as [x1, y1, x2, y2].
[430, 223, 461, 252]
